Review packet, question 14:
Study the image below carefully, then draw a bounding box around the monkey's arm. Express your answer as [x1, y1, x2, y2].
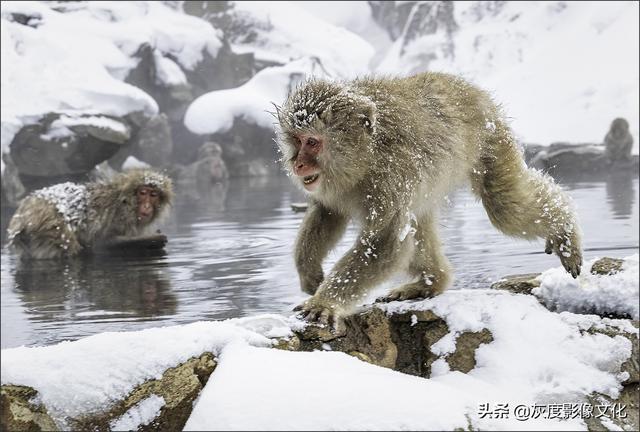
[295, 201, 348, 295]
[295, 212, 405, 325]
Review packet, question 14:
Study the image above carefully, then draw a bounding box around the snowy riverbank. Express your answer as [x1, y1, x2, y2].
[1, 255, 638, 431]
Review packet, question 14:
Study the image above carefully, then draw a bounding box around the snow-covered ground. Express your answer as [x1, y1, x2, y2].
[1, 254, 637, 430]
[0, 0, 221, 171]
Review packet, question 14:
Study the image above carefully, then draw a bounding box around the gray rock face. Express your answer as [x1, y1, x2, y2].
[526, 142, 639, 179]
[211, 118, 279, 177]
[1, 154, 26, 208]
[9, 113, 132, 190]
[369, 1, 457, 69]
[131, 114, 173, 168]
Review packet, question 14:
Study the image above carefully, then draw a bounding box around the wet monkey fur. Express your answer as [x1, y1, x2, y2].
[7, 169, 173, 260]
[276, 72, 582, 326]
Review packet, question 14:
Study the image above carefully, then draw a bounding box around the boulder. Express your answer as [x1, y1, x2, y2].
[0, 385, 57, 432]
[525, 142, 639, 179]
[590, 257, 624, 276]
[491, 273, 541, 295]
[294, 307, 494, 378]
[9, 113, 131, 191]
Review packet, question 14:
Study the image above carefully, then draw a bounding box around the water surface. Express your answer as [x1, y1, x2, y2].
[1, 173, 638, 348]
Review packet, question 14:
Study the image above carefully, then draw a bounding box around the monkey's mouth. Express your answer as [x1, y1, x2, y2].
[303, 174, 319, 185]
[302, 173, 320, 190]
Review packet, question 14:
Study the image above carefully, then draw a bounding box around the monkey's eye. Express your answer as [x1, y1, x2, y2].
[307, 137, 319, 147]
[150, 191, 159, 198]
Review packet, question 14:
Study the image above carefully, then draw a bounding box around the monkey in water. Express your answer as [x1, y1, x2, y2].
[276, 72, 583, 326]
[7, 169, 173, 260]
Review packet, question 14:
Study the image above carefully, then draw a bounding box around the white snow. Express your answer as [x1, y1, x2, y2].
[109, 394, 165, 431]
[377, 1, 639, 152]
[225, 1, 373, 78]
[0, 0, 222, 172]
[185, 58, 323, 134]
[122, 156, 150, 170]
[0, 314, 294, 428]
[534, 254, 639, 320]
[32, 182, 88, 231]
[3, 287, 636, 430]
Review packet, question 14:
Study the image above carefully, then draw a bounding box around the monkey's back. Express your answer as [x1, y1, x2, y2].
[350, 73, 500, 210]
[7, 183, 88, 259]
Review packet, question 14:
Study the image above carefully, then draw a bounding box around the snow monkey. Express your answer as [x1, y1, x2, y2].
[604, 117, 633, 163]
[7, 169, 173, 260]
[276, 72, 583, 326]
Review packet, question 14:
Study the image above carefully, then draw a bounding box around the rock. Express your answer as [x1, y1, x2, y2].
[590, 257, 624, 276]
[524, 142, 639, 179]
[369, 1, 457, 71]
[73, 352, 216, 431]
[586, 383, 639, 432]
[1, 153, 26, 208]
[132, 114, 173, 168]
[586, 321, 639, 386]
[124, 34, 258, 166]
[446, 329, 494, 374]
[95, 234, 169, 257]
[291, 202, 308, 212]
[0, 385, 58, 432]
[211, 119, 279, 177]
[368, 1, 416, 40]
[9, 113, 132, 190]
[491, 273, 541, 295]
[295, 306, 493, 378]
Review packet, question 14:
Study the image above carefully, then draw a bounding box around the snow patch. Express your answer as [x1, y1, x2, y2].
[109, 394, 165, 431]
[534, 254, 639, 319]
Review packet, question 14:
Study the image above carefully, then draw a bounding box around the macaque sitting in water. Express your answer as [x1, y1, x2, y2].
[7, 169, 173, 260]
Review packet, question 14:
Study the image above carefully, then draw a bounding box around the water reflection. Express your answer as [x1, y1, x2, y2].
[12, 256, 177, 319]
[606, 171, 635, 218]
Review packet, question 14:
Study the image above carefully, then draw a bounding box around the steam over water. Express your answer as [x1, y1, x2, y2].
[1, 174, 638, 348]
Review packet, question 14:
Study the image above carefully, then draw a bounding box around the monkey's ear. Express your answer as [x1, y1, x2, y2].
[358, 100, 377, 134]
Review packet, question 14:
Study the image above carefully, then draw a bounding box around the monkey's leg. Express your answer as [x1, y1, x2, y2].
[377, 214, 452, 302]
[295, 201, 349, 295]
[295, 215, 407, 326]
[472, 122, 583, 277]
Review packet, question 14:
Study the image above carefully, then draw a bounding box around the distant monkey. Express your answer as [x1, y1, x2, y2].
[604, 117, 633, 163]
[7, 169, 173, 259]
[276, 73, 583, 325]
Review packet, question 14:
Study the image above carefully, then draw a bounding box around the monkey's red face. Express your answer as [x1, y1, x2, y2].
[136, 186, 160, 225]
[292, 134, 323, 192]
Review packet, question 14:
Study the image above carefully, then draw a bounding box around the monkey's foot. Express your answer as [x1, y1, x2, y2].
[376, 282, 440, 303]
[545, 237, 582, 278]
[293, 298, 340, 328]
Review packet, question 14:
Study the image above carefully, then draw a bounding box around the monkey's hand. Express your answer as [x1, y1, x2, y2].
[545, 236, 582, 278]
[293, 296, 341, 328]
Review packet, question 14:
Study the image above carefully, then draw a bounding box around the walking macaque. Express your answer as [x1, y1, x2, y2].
[7, 169, 173, 259]
[276, 73, 583, 326]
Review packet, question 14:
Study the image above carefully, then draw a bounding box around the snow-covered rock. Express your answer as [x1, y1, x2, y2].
[1, 257, 637, 431]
